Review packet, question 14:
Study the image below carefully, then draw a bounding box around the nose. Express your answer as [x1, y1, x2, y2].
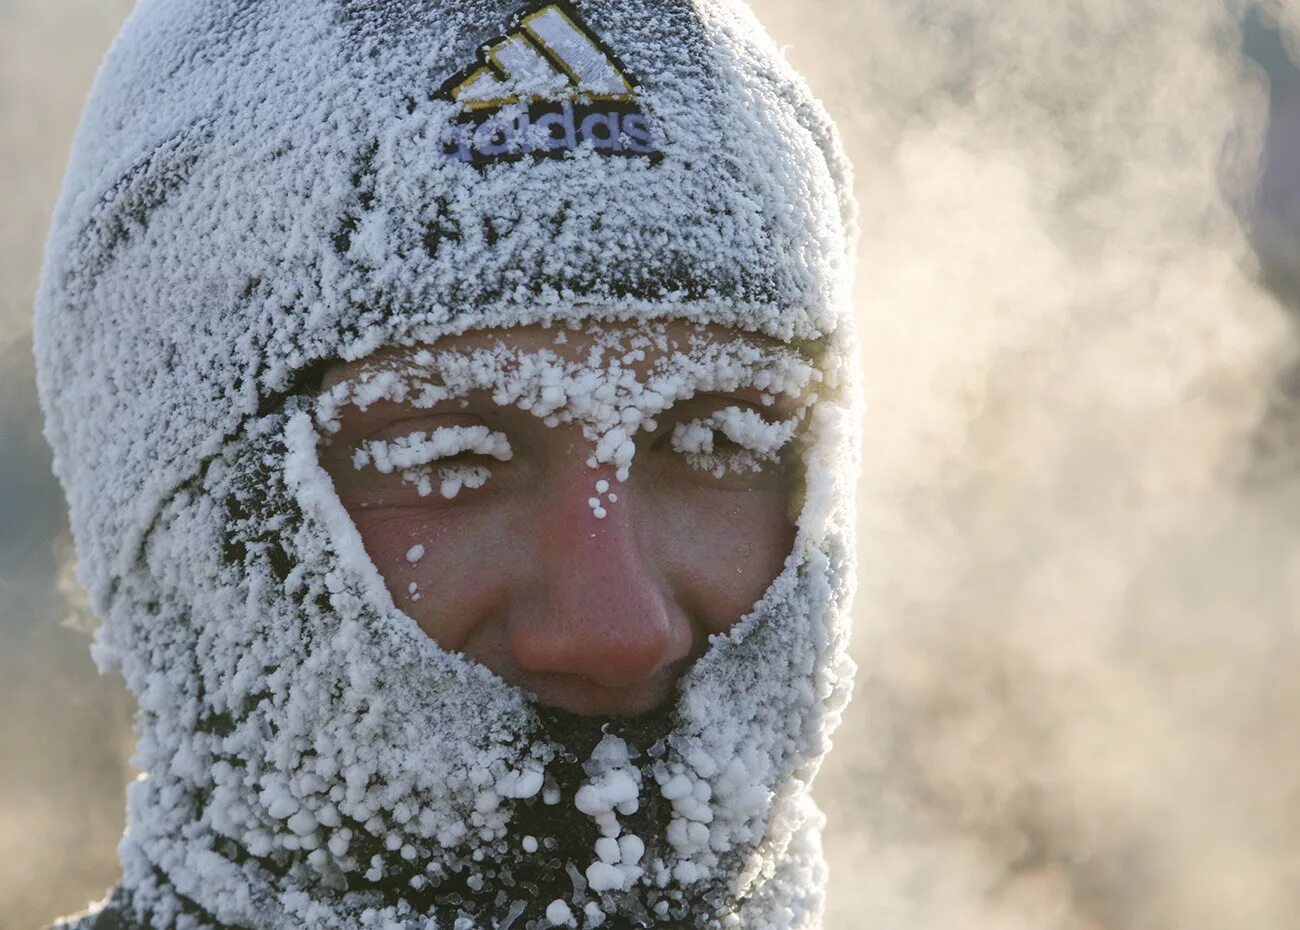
[509, 462, 695, 707]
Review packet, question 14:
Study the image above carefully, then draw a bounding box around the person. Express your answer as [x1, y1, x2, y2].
[34, 0, 859, 927]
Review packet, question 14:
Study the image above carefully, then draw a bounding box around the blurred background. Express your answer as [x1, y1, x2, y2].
[4, 1, 1300, 928]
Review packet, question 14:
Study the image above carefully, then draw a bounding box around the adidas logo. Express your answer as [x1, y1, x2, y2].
[439, 1, 662, 166]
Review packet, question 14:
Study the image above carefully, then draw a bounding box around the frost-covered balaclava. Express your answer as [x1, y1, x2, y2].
[36, 1, 858, 927]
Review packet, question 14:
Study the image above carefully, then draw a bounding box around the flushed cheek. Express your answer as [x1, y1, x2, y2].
[351, 507, 516, 653]
[649, 490, 796, 634]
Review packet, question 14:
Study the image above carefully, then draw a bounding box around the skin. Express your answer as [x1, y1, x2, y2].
[318, 321, 802, 717]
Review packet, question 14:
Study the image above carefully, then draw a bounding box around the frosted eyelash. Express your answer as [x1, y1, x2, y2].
[670, 407, 801, 477]
[352, 425, 512, 499]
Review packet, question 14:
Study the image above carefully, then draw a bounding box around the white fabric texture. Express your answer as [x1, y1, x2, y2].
[35, 1, 860, 927]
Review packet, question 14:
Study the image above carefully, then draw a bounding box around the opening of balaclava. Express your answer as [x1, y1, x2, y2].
[35, 1, 860, 927]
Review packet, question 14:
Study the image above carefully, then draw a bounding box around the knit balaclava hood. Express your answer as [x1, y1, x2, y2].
[35, 1, 859, 928]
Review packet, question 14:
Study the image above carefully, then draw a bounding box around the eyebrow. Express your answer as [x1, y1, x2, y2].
[320, 341, 818, 434]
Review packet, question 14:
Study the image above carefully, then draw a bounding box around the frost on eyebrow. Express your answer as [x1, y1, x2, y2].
[352, 425, 513, 499]
[316, 328, 822, 493]
[670, 406, 804, 478]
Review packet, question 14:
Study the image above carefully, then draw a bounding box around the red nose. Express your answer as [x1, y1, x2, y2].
[508, 464, 694, 713]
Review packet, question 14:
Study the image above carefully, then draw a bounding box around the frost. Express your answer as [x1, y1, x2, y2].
[45, 336, 859, 928]
[584, 861, 628, 893]
[34, 0, 859, 925]
[317, 330, 821, 519]
[354, 426, 512, 499]
[619, 834, 645, 866]
[595, 837, 621, 864]
[660, 773, 693, 801]
[545, 899, 576, 927]
[355, 426, 513, 473]
[437, 465, 491, 501]
[671, 406, 803, 478]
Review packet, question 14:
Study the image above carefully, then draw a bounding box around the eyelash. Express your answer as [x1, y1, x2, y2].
[668, 407, 799, 478]
[352, 425, 513, 500]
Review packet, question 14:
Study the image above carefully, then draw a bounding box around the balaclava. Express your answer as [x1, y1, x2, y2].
[35, 1, 859, 928]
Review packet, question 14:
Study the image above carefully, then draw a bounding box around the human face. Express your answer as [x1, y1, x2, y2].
[317, 321, 813, 718]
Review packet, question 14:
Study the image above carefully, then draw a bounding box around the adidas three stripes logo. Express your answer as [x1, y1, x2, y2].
[439, 2, 662, 166]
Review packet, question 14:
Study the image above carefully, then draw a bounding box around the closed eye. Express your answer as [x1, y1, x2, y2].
[351, 425, 513, 500]
[663, 405, 802, 480]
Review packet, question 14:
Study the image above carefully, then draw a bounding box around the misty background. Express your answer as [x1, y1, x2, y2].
[4, 1, 1300, 928]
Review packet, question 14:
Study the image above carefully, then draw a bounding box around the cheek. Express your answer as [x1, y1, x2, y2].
[346, 506, 514, 652]
[644, 486, 797, 635]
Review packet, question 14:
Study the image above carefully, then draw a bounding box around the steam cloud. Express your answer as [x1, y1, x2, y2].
[750, 1, 1300, 928]
[2, 0, 1299, 928]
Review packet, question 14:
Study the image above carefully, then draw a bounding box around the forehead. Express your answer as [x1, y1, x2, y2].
[320, 319, 788, 391]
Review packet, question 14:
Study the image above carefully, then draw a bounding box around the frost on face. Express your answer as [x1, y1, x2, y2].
[352, 425, 513, 499]
[316, 326, 821, 514]
[181, 324, 849, 928]
[82, 319, 855, 929]
[670, 406, 804, 479]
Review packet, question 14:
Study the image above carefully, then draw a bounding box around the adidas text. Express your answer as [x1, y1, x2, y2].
[443, 101, 658, 165]
[438, 2, 662, 167]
